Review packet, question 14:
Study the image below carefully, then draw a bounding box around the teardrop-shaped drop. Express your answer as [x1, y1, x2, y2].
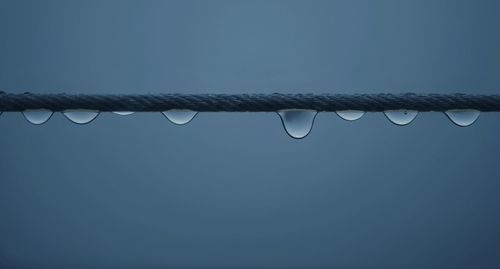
[277, 109, 317, 139]
[162, 110, 198, 125]
[63, 110, 100, 124]
[384, 110, 418, 126]
[113, 111, 135, 116]
[445, 109, 480, 127]
[336, 110, 365, 121]
[22, 109, 53, 125]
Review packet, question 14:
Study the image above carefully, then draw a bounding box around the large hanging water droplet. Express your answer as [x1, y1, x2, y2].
[113, 111, 135, 116]
[277, 109, 317, 139]
[336, 110, 365, 121]
[63, 110, 100, 124]
[445, 109, 480, 127]
[162, 110, 198, 125]
[384, 110, 418, 126]
[22, 109, 53, 125]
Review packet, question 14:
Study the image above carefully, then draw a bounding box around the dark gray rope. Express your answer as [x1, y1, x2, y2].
[1, 91, 500, 112]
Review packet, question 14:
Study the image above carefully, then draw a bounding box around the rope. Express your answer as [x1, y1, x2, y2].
[1, 91, 500, 112]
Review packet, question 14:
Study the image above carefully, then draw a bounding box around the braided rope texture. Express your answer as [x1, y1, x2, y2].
[1, 92, 500, 112]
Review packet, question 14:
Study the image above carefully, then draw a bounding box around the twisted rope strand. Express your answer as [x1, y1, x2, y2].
[1, 92, 500, 112]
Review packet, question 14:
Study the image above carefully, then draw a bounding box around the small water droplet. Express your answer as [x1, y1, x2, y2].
[63, 110, 99, 124]
[445, 109, 480, 127]
[22, 109, 53, 125]
[162, 110, 198, 125]
[336, 110, 365, 121]
[277, 109, 317, 139]
[384, 110, 418, 126]
[113, 111, 135, 116]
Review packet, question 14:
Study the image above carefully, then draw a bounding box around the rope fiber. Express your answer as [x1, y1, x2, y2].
[1, 92, 500, 112]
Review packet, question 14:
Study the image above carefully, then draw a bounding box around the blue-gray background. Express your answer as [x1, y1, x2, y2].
[1, 0, 500, 268]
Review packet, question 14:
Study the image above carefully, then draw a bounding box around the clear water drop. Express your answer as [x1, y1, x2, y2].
[277, 109, 317, 139]
[445, 109, 480, 127]
[63, 109, 100, 124]
[336, 110, 365, 121]
[22, 109, 53, 125]
[162, 110, 198, 125]
[113, 111, 135, 116]
[384, 110, 418, 126]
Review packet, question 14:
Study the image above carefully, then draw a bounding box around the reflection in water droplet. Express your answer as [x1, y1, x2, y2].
[162, 110, 198, 125]
[384, 110, 418, 126]
[336, 110, 365, 121]
[445, 109, 480, 127]
[113, 111, 135, 116]
[63, 110, 100, 124]
[277, 109, 317, 139]
[22, 109, 53, 125]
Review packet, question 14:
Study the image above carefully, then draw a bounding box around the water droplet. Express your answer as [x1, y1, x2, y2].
[277, 109, 317, 139]
[384, 110, 418, 126]
[63, 110, 99, 124]
[445, 109, 480, 127]
[336, 110, 365, 121]
[113, 111, 135, 116]
[22, 109, 53, 125]
[162, 110, 198, 125]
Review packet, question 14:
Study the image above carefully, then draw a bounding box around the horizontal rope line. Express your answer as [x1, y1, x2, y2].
[1, 92, 500, 112]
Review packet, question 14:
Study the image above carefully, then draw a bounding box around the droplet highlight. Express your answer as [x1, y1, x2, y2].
[384, 110, 418, 126]
[162, 110, 198, 125]
[22, 109, 53, 125]
[277, 109, 317, 139]
[336, 110, 365, 121]
[445, 109, 480, 127]
[63, 110, 100, 124]
[113, 111, 135, 116]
